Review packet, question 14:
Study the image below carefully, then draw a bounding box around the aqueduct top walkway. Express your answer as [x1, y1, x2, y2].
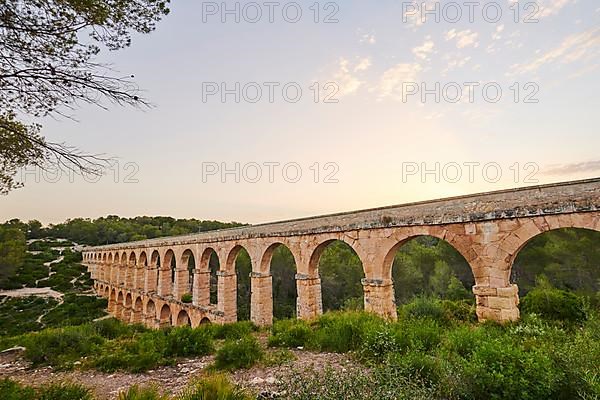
[82, 178, 600, 328]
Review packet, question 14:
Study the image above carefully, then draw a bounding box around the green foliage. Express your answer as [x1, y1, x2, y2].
[181, 293, 193, 303]
[319, 241, 365, 312]
[210, 321, 257, 341]
[521, 283, 587, 323]
[0, 296, 58, 336]
[400, 296, 446, 322]
[277, 365, 435, 400]
[0, 222, 27, 286]
[460, 339, 559, 400]
[313, 311, 384, 353]
[392, 237, 474, 304]
[214, 336, 263, 371]
[513, 228, 600, 296]
[42, 295, 108, 327]
[118, 385, 168, 400]
[179, 375, 252, 400]
[21, 325, 104, 369]
[93, 326, 214, 373]
[0, 378, 36, 400]
[262, 349, 296, 367]
[36, 381, 93, 400]
[268, 319, 313, 348]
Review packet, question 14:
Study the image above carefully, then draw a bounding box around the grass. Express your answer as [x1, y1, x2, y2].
[0, 379, 92, 400]
[214, 336, 263, 371]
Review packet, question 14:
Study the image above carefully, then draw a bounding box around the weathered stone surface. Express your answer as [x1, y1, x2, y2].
[82, 179, 600, 327]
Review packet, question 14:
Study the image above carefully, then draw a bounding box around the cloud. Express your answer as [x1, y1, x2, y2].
[507, 0, 576, 18]
[328, 58, 372, 96]
[445, 29, 479, 49]
[375, 63, 423, 99]
[360, 33, 376, 45]
[509, 28, 600, 75]
[412, 37, 435, 60]
[541, 160, 600, 175]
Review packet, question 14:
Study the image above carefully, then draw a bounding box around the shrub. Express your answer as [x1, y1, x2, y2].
[37, 381, 93, 400]
[521, 287, 587, 323]
[22, 325, 104, 369]
[93, 331, 169, 373]
[262, 349, 296, 367]
[180, 294, 193, 304]
[118, 385, 168, 400]
[313, 311, 383, 353]
[179, 375, 252, 400]
[214, 336, 263, 370]
[441, 299, 476, 323]
[401, 297, 446, 323]
[0, 378, 36, 400]
[460, 339, 560, 400]
[268, 319, 313, 348]
[92, 318, 145, 339]
[210, 321, 257, 340]
[385, 351, 443, 387]
[360, 325, 399, 362]
[165, 326, 214, 357]
[396, 318, 443, 353]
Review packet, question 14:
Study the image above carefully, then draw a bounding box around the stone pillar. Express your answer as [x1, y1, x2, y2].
[296, 273, 322, 320]
[362, 278, 397, 320]
[217, 271, 237, 323]
[119, 265, 127, 287]
[122, 304, 132, 321]
[473, 284, 520, 323]
[194, 270, 210, 306]
[157, 267, 171, 297]
[131, 307, 142, 324]
[251, 272, 273, 327]
[173, 268, 189, 301]
[145, 267, 158, 293]
[108, 293, 116, 313]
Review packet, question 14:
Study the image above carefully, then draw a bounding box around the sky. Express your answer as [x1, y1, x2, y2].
[1, 0, 600, 225]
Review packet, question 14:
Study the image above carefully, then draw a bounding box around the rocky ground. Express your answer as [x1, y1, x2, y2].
[0, 347, 353, 399]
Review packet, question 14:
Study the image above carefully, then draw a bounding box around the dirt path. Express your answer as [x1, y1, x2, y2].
[0, 349, 352, 399]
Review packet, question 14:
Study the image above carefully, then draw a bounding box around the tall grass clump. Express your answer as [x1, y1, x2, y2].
[179, 374, 252, 400]
[521, 286, 587, 324]
[22, 325, 104, 369]
[209, 321, 257, 340]
[214, 336, 263, 370]
[118, 385, 168, 400]
[36, 381, 93, 400]
[268, 319, 313, 348]
[312, 311, 384, 353]
[0, 378, 36, 400]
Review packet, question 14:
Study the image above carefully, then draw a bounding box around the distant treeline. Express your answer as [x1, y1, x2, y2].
[4, 216, 246, 246]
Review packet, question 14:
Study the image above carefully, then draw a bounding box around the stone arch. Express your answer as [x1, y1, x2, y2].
[116, 291, 124, 320]
[309, 238, 366, 313]
[224, 245, 252, 321]
[200, 317, 211, 325]
[123, 293, 133, 321]
[503, 215, 599, 277]
[132, 296, 143, 324]
[176, 310, 191, 327]
[148, 250, 161, 293]
[258, 242, 298, 322]
[180, 249, 196, 301]
[386, 234, 474, 302]
[159, 304, 171, 328]
[308, 237, 363, 277]
[160, 249, 176, 297]
[145, 299, 156, 327]
[137, 251, 148, 290]
[200, 247, 220, 306]
[510, 225, 600, 294]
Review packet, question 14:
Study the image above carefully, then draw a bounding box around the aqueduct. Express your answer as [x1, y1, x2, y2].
[82, 178, 600, 328]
